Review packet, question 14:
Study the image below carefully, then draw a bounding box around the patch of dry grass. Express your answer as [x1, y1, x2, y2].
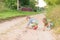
[46, 5, 60, 34]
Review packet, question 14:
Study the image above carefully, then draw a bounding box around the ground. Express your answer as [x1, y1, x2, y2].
[0, 14, 56, 40]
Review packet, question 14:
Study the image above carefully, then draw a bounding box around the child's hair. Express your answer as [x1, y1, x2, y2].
[26, 16, 31, 20]
[43, 18, 48, 26]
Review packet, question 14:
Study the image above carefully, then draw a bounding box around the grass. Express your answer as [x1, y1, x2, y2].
[0, 10, 39, 19]
[46, 5, 60, 34]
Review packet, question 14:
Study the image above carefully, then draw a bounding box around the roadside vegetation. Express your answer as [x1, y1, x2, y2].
[0, 0, 38, 22]
[46, 5, 60, 34]
[45, 0, 60, 34]
[0, 10, 38, 19]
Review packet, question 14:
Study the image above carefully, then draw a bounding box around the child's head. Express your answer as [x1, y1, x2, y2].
[26, 16, 31, 21]
[43, 18, 47, 23]
[43, 18, 48, 26]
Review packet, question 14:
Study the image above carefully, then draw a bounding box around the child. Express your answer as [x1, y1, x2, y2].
[43, 18, 53, 31]
[26, 16, 38, 30]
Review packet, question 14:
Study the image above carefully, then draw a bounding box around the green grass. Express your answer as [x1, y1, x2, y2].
[0, 10, 39, 19]
[46, 5, 60, 34]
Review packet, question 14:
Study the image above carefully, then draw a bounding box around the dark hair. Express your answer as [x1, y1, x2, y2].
[26, 16, 31, 20]
[43, 18, 48, 26]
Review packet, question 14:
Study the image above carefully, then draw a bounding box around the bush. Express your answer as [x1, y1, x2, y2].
[4, 0, 17, 9]
[45, 0, 60, 6]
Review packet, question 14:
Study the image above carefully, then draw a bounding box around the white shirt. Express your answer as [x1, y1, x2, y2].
[36, 0, 47, 7]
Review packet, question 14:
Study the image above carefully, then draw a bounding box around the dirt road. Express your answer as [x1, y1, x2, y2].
[0, 14, 55, 40]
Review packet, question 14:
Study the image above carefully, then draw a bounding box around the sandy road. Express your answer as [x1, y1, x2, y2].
[0, 14, 55, 40]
